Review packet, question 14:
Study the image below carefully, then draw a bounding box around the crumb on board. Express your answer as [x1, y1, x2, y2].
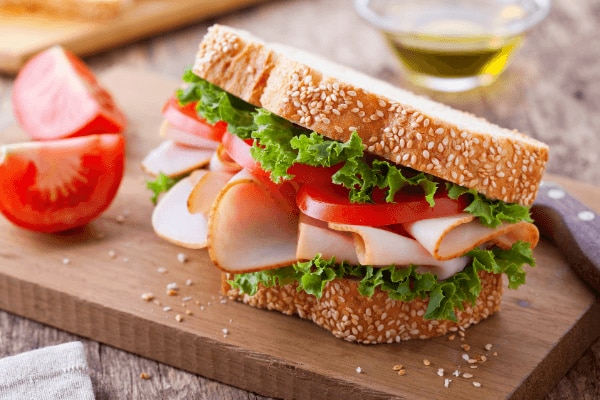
[141, 293, 155, 302]
[423, 359, 431, 366]
[157, 267, 167, 274]
[140, 372, 151, 380]
[177, 253, 187, 263]
[175, 314, 183, 322]
[355, 366, 362, 374]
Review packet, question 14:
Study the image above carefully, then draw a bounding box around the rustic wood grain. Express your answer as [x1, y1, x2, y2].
[0, 0, 598, 399]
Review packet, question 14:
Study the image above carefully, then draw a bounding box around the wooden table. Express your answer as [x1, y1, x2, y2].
[0, 0, 598, 398]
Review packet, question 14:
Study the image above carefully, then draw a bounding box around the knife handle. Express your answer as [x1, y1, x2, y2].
[531, 182, 600, 294]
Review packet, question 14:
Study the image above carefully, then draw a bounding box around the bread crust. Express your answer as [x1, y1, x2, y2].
[222, 270, 503, 344]
[193, 24, 549, 206]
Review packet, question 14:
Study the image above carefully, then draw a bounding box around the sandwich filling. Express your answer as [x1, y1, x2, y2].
[146, 68, 539, 322]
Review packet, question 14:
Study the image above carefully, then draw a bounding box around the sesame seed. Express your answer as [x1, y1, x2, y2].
[423, 359, 431, 366]
[177, 253, 187, 263]
[473, 382, 482, 388]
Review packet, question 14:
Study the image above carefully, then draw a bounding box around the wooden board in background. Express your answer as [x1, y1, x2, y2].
[0, 67, 598, 400]
[0, 0, 267, 75]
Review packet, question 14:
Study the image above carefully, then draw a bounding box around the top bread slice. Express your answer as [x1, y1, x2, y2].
[1, 0, 128, 19]
[192, 24, 549, 206]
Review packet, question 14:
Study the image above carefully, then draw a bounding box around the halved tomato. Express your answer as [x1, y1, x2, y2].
[297, 182, 468, 226]
[0, 134, 125, 233]
[12, 46, 127, 140]
[162, 96, 226, 142]
[221, 130, 340, 185]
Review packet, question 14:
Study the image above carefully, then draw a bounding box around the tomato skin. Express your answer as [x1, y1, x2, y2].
[297, 183, 468, 226]
[0, 134, 125, 233]
[12, 46, 127, 140]
[162, 96, 226, 142]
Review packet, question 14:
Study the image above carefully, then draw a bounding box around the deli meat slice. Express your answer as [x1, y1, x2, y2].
[152, 171, 209, 249]
[208, 170, 299, 273]
[328, 222, 469, 280]
[160, 119, 220, 150]
[141, 139, 214, 177]
[297, 214, 359, 265]
[405, 213, 540, 261]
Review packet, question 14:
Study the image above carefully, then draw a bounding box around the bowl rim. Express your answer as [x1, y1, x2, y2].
[353, 0, 552, 37]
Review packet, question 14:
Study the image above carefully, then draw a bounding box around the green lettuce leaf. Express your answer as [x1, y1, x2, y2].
[177, 68, 257, 138]
[146, 172, 182, 205]
[447, 184, 533, 228]
[229, 241, 535, 322]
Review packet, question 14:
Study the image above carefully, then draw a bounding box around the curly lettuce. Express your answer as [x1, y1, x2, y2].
[229, 241, 535, 322]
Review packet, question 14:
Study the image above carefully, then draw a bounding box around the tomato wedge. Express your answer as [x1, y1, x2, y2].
[12, 46, 127, 140]
[0, 134, 125, 233]
[297, 182, 468, 226]
[221, 130, 341, 185]
[161, 96, 226, 142]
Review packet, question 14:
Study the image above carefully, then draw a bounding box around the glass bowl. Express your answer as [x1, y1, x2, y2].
[354, 0, 552, 92]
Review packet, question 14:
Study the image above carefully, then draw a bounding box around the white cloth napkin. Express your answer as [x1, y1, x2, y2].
[0, 342, 95, 400]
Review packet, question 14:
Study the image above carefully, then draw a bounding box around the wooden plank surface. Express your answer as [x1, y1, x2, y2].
[0, 66, 598, 400]
[0, 0, 267, 75]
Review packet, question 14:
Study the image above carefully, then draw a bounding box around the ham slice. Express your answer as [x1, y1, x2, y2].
[160, 119, 220, 150]
[141, 139, 213, 177]
[208, 144, 243, 174]
[297, 214, 359, 265]
[405, 213, 539, 261]
[208, 170, 299, 273]
[152, 171, 209, 249]
[188, 170, 234, 217]
[328, 222, 470, 280]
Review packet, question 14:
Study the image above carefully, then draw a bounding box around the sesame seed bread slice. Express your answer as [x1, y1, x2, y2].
[222, 270, 502, 344]
[193, 24, 549, 206]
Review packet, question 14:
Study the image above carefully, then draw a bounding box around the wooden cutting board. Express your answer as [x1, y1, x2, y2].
[0, 0, 267, 75]
[0, 67, 598, 400]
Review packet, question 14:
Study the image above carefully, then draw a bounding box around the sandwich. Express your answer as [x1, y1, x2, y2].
[144, 24, 548, 344]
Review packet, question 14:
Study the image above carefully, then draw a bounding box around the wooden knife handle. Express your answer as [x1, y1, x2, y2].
[531, 181, 600, 294]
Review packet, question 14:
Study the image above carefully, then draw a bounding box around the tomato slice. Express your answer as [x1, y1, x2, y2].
[221, 130, 340, 185]
[12, 46, 127, 140]
[0, 134, 125, 233]
[161, 96, 226, 142]
[297, 182, 467, 226]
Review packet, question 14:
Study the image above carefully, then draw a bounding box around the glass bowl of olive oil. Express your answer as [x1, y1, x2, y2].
[354, 0, 551, 92]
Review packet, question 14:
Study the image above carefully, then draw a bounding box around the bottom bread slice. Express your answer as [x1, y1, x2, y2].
[222, 270, 503, 344]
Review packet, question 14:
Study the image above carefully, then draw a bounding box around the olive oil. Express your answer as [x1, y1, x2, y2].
[383, 31, 523, 79]
[354, 0, 543, 91]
